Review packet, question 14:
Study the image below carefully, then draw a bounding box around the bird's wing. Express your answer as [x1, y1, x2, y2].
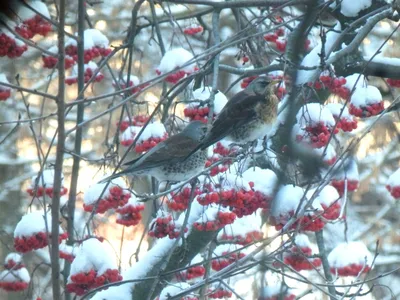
[123, 133, 199, 171]
[200, 90, 262, 148]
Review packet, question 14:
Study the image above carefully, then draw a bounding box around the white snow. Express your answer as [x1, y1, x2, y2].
[219, 173, 249, 191]
[84, 177, 127, 205]
[272, 185, 306, 217]
[0, 74, 11, 90]
[157, 48, 196, 73]
[5, 253, 22, 264]
[213, 244, 244, 257]
[340, 0, 372, 17]
[387, 168, 400, 187]
[190, 86, 228, 114]
[68, 238, 117, 279]
[260, 285, 291, 298]
[242, 167, 278, 195]
[159, 282, 191, 300]
[85, 29, 109, 48]
[350, 85, 382, 107]
[136, 122, 167, 142]
[0, 268, 30, 283]
[307, 185, 340, 206]
[121, 125, 141, 144]
[332, 159, 359, 181]
[14, 0, 50, 20]
[218, 215, 261, 240]
[328, 242, 373, 268]
[30, 169, 62, 189]
[293, 234, 311, 248]
[325, 103, 353, 121]
[364, 55, 400, 67]
[296, 103, 335, 127]
[14, 211, 64, 237]
[121, 75, 140, 86]
[312, 144, 337, 163]
[344, 73, 367, 90]
[195, 204, 231, 223]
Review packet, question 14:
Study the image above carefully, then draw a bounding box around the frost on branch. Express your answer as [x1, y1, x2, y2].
[26, 169, 68, 198]
[120, 122, 168, 152]
[386, 168, 400, 199]
[328, 242, 373, 277]
[66, 239, 122, 296]
[83, 177, 131, 214]
[14, 211, 67, 253]
[156, 48, 198, 84]
[0, 253, 30, 292]
[0, 74, 12, 101]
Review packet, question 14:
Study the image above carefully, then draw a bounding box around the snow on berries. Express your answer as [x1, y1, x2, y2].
[156, 48, 198, 84]
[330, 159, 359, 196]
[193, 205, 236, 231]
[0, 253, 30, 292]
[0, 28, 28, 58]
[258, 285, 295, 300]
[325, 103, 357, 132]
[148, 211, 187, 239]
[83, 177, 131, 214]
[26, 169, 68, 198]
[386, 168, 400, 199]
[275, 234, 321, 271]
[117, 115, 149, 132]
[113, 75, 148, 94]
[158, 282, 197, 300]
[294, 103, 338, 149]
[42, 45, 75, 69]
[328, 242, 373, 277]
[13, 0, 52, 39]
[183, 24, 204, 35]
[14, 211, 67, 253]
[65, 61, 104, 85]
[241, 75, 258, 89]
[66, 239, 122, 296]
[184, 86, 228, 123]
[59, 243, 77, 263]
[269, 185, 325, 232]
[0, 74, 12, 101]
[65, 29, 111, 63]
[345, 74, 384, 117]
[211, 244, 246, 271]
[218, 215, 263, 245]
[307, 185, 341, 220]
[120, 122, 168, 152]
[116, 194, 145, 226]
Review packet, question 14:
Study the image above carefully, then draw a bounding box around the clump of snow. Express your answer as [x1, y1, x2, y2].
[157, 48, 196, 73]
[0, 268, 30, 283]
[195, 204, 232, 223]
[0, 74, 11, 89]
[328, 242, 373, 268]
[293, 233, 311, 248]
[307, 185, 340, 206]
[14, 0, 50, 20]
[14, 211, 64, 237]
[84, 177, 127, 205]
[387, 168, 400, 187]
[344, 73, 366, 90]
[136, 122, 167, 142]
[121, 125, 141, 143]
[218, 214, 261, 239]
[340, 0, 372, 17]
[272, 185, 306, 218]
[30, 169, 61, 189]
[296, 103, 335, 127]
[159, 282, 191, 300]
[65, 29, 109, 49]
[350, 85, 382, 107]
[242, 167, 278, 195]
[325, 103, 353, 121]
[190, 86, 228, 114]
[259, 285, 292, 298]
[331, 159, 359, 181]
[5, 253, 22, 265]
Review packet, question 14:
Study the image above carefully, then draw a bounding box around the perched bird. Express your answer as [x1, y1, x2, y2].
[189, 76, 279, 154]
[101, 121, 208, 182]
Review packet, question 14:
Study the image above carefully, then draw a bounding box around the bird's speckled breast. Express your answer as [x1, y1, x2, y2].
[230, 118, 272, 142]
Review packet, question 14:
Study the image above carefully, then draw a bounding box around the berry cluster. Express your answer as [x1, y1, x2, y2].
[335, 117, 357, 132]
[65, 45, 111, 63]
[4, 259, 24, 270]
[208, 287, 233, 299]
[349, 102, 384, 117]
[278, 246, 322, 271]
[183, 25, 204, 35]
[193, 211, 236, 231]
[241, 75, 258, 89]
[184, 105, 213, 123]
[148, 215, 187, 239]
[219, 230, 263, 245]
[211, 251, 246, 271]
[330, 264, 371, 277]
[178, 265, 205, 280]
[167, 186, 202, 211]
[331, 179, 359, 196]
[271, 212, 326, 232]
[0, 280, 29, 292]
[387, 78, 400, 88]
[116, 202, 145, 226]
[83, 186, 131, 214]
[113, 80, 149, 95]
[134, 133, 168, 153]
[156, 69, 189, 84]
[0, 33, 28, 58]
[0, 87, 11, 101]
[309, 75, 350, 99]
[264, 28, 310, 52]
[66, 268, 122, 296]
[15, 15, 52, 39]
[296, 122, 338, 149]
[65, 66, 104, 85]
[386, 184, 400, 199]
[321, 202, 341, 220]
[14, 232, 68, 253]
[42, 55, 75, 69]
[205, 156, 231, 176]
[26, 186, 68, 198]
[59, 250, 75, 263]
[117, 115, 149, 132]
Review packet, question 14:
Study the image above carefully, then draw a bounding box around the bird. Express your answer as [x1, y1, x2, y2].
[101, 121, 208, 183]
[188, 76, 280, 155]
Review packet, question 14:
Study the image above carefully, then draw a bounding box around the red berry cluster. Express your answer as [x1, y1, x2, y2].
[271, 212, 326, 232]
[193, 211, 236, 231]
[259, 294, 295, 300]
[116, 203, 145, 226]
[335, 117, 357, 132]
[213, 142, 238, 157]
[387, 78, 400, 88]
[134, 133, 168, 153]
[14, 232, 68, 253]
[183, 25, 204, 35]
[15, 15, 52, 39]
[114, 81, 149, 95]
[220, 230, 263, 245]
[296, 122, 338, 149]
[27, 186, 68, 198]
[167, 186, 202, 211]
[330, 264, 371, 277]
[156, 69, 188, 84]
[118, 115, 149, 132]
[0, 281, 29, 292]
[279, 246, 322, 271]
[324, 155, 336, 166]
[241, 75, 258, 89]
[178, 265, 205, 280]
[309, 75, 350, 99]
[386, 184, 400, 199]
[65, 67, 104, 85]
[184, 105, 214, 123]
[0, 33, 28, 58]
[4, 259, 24, 270]
[59, 250, 75, 263]
[211, 251, 246, 271]
[83, 186, 131, 214]
[208, 288, 233, 299]
[65, 45, 111, 63]
[331, 179, 358, 196]
[149, 215, 187, 239]
[42, 55, 75, 69]
[0, 88, 11, 101]
[264, 28, 310, 52]
[205, 156, 230, 176]
[349, 102, 384, 117]
[66, 268, 122, 296]
[321, 202, 341, 220]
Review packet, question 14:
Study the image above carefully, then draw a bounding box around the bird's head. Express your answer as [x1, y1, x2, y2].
[249, 76, 280, 96]
[183, 121, 208, 142]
